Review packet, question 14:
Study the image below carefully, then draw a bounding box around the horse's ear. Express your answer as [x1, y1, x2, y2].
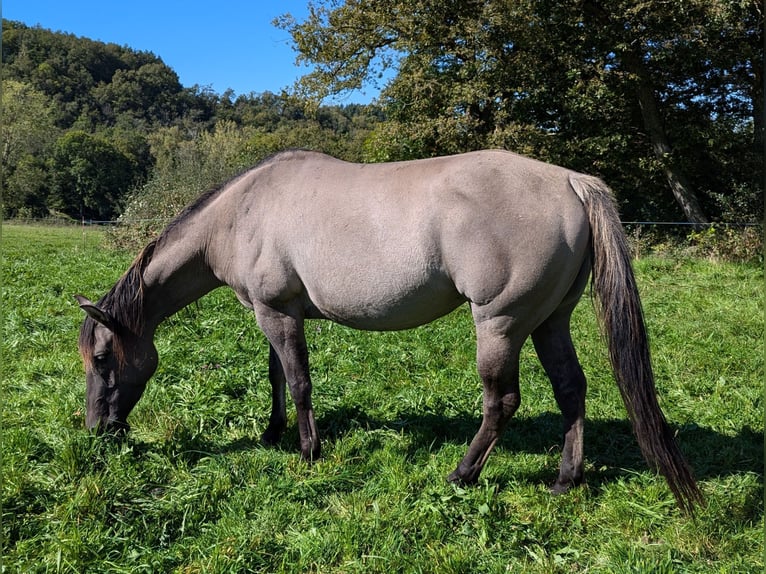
[75, 295, 116, 330]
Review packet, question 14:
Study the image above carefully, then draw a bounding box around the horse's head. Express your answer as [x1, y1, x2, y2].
[76, 295, 158, 434]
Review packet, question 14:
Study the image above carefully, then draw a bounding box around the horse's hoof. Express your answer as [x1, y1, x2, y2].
[300, 444, 321, 463]
[550, 477, 582, 495]
[447, 468, 478, 485]
[550, 482, 570, 495]
[261, 426, 284, 446]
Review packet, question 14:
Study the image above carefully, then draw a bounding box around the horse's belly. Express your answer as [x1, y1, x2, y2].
[306, 276, 465, 331]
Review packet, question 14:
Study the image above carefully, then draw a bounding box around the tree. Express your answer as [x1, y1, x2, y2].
[1, 80, 58, 216]
[2, 20, 195, 130]
[580, 1, 713, 223]
[279, 0, 763, 222]
[92, 61, 185, 125]
[49, 131, 137, 220]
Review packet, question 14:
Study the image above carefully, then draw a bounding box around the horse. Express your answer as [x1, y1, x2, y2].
[76, 149, 702, 512]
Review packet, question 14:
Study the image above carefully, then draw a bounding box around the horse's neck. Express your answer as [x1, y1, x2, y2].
[141, 224, 223, 331]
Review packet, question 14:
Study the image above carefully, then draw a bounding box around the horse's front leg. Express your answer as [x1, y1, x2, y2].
[255, 304, 321, 461]
[449, 318, 523, 484]
[261, 344, 287, 446]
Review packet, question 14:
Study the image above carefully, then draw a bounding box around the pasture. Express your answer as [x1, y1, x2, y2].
[2, 224, 762, 572]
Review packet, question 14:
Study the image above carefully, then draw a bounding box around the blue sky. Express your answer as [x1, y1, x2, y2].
[3, 1, 380, 103]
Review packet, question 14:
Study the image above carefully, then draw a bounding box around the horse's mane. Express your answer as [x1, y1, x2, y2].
[78, 169, 237, 366]
[78, 240, 156, 367]
[79, 150, 311, 367]
[157, 184, 227, 241]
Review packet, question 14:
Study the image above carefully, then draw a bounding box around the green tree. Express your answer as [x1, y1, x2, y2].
[93, 61, 185, 125]
[279, 0, 763, 222]
[4, 155, 51, 218]
[49, 131, 136, 220]
[1, 80, 58, 216]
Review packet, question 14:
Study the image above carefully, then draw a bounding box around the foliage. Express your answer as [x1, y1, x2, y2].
[684, 225, 764, 263]
[279, 0, 763, 223]
[90, 62, 186, 126]
[2, 225, 762, 572]
[111, 99, 383, 250]
[47, 131, 140, 220]
[1, 20, 190, 129]
[2, 9, 762, 225]
[1, 80, 59, 217]
[1, 19, 383, 223]
[0, 20, 195, 219]
[627, 223, 764, 265]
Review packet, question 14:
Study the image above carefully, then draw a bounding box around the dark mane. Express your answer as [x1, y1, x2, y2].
[78, 240, 157, 367]
[79, 150, 314, 367]
[158, 183, 228, 240]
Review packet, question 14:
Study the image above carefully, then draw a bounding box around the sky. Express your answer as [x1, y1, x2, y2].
[3, 1, 380, 104]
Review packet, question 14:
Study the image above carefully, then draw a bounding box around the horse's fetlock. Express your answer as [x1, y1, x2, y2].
[301, 440, 321, 463]
[551, 473, 584, 495]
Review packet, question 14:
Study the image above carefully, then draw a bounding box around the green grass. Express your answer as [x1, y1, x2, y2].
[2, 224, 763, 573]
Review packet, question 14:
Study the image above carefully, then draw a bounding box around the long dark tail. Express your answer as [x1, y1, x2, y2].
[569, 174, 703, 514]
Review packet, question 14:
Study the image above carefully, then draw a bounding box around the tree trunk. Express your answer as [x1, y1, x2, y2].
[581, 1, 709, 223]
[622, 50, 709, 224]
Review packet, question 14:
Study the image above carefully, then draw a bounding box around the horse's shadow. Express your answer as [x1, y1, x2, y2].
[313, 406, 763, 482]
[179, 404, 762, 489]
[135, 406, 764, 500]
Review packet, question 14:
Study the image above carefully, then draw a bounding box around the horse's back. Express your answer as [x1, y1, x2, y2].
[218, 150, 591, 330]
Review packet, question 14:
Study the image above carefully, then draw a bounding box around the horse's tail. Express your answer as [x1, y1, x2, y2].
[569, 173, 703, 514]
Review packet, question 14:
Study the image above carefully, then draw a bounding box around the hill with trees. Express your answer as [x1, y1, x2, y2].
[1, 19, 382, 222]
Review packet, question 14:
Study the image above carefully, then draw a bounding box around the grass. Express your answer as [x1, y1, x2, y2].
[2, 224, 763, 573]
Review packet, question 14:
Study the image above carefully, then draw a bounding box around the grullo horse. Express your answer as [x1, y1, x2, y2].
[77, 150, 702, 512]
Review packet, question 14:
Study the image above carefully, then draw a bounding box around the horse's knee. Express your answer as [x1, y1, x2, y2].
[287, 378, 313, 408]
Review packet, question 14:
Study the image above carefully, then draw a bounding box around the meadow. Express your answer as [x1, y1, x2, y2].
[2, 224, 763, 573]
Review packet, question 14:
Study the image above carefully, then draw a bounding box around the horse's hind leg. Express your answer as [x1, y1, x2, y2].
[531, 310, 587, 493]
[449, 318, 523, 484]
[261, 344, 287, 446]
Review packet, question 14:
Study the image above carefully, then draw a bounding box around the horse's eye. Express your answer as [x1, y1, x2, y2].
[94, 353, 109, 364]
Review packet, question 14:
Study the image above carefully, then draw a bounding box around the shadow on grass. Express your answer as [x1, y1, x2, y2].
[312, 406, 763, 483]
[143, 404, 762, 490]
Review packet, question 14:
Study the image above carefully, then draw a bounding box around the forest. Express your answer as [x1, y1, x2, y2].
[2, 1, 762, 231]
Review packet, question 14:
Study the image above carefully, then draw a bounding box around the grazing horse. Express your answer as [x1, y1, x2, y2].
[76, 149, 702, 512]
